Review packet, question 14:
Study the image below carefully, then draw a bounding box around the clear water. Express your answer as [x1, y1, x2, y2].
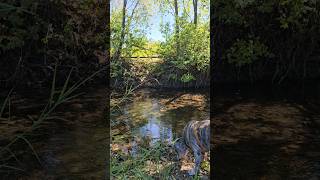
[6, 83, 320, 179]
[111, 88, 210, 152]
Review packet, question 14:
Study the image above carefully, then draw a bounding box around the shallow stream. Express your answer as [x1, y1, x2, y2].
[111, 88, 210, 155]
[1, 83, 319, 179]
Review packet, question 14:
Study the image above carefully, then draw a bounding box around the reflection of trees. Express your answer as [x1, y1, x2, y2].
[116, 92, 209, 142]
[159, 106, 202, 136]
[126, 97, 153, 127]
[159, 126, 173, 142]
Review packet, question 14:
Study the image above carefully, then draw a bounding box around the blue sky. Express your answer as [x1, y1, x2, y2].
[147, 12, 174, 42]
[111, 0, 174, 42]
[148, 15, 164, 42]
[111, 0, 208, 43]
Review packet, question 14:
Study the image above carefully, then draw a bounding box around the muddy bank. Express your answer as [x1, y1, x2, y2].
[0, 86, 107, 179]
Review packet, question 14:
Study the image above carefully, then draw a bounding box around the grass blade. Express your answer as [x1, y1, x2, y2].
[49, 64, 57, 107]
[59, 68, 73, 100]
[17, 136, 42, 165]
[0, 165, 25, 172]
[0, 88, 13, 117]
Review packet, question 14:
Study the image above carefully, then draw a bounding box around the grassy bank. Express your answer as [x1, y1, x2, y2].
[111, 139, 209, 179]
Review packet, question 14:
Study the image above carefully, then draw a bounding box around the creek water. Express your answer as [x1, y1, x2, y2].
[111, 88, 210, 154]
[0, 87, 107, 180]
[35, 88, 107, 180]
[2, 83, 319, 179]
[213, 83, 320, 179]
[34, 83, 319, 180]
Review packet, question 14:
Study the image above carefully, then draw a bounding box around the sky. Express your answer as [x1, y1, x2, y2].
[148, 14, 165, 42]
[147, 13, 174, 42]
[111, 0, 174, 43]
[110, 0, 208, 42]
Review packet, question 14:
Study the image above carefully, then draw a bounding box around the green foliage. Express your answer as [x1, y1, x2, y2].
[110, 58, 134, 83]
[110, 0, 154, 58]
[1, 0, 106, 52]
[111, 0, 210, 85]
[226, 38, 271, 67]
[277, 0, 317, 30]
[159, 21, 209, 83]
[110, 0, 210, 86]
[181, 73, 196, 83]
[168, 73, 178, 80]
[131, 42, 160, 57]
[213, 0, 320, 82]
[0, 0, 107, 86]
[111, 141, 173, 179]
[0, 2, 40, 51]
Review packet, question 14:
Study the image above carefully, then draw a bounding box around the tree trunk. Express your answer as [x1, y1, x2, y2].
[113, 0, 127, 61]
[174, 0, 179, 56]
[193, 0, 198, 26]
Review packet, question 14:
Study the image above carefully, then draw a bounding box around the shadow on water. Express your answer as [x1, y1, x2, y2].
[213, 82, 320, 180]
[38, 121, 107, 179]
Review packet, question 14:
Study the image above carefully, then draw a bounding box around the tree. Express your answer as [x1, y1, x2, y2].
[113, 0, 127, 61]
[111, 0, 153, 58]
[212, 0, 320, 83]
[193, 0, 198, 26]
[174, 0, 180, 56]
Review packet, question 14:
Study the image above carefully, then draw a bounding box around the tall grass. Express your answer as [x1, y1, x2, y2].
[0, 64, 106, 173]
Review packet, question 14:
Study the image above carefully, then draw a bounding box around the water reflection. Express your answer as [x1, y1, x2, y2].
[138, 116, 174, 145]
[112, 89, 209, 149]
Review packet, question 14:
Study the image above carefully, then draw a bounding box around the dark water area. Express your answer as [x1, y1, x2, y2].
[111, 88, 210, 152]
[213, 82, 320, 179]
[214, 81, 320, 102]
[0, 87, 107, 179]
